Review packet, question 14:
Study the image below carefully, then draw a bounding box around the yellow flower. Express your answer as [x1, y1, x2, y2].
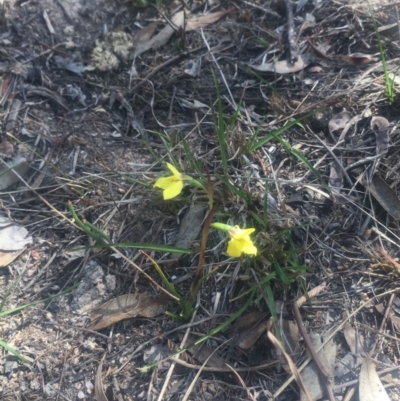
[154, 163, 184, 200]
[212, 223, 257, 258]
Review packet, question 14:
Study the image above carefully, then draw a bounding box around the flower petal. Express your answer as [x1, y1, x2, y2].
[154, 176, 175, 189]
[163, 180, 183, 200]
[242, 243, 258, 255]
[166, 163, 182, 178]
[242, 228, 256, 236]
[231, 227, 255, 239]
[227, 239, 243, 257]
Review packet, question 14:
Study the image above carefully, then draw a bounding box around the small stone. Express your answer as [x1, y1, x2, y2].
[30, 378, 40, 390]
[4, 361, 18, 374]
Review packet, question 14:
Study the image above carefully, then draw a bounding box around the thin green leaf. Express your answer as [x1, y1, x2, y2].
[81, 242, 191, 254]
[0, 340, 30, 364]
[168, 291, 254, 360]
[250, 110, 318, 151]
[249, 210, 267, 229]
[273, 260, 292, 285]
[181, 137, 202, 175]
[0, 285, 78, 318]
[232, 272, 276, 301]
[144, 254, 180, 298]
[270, 132, 327, 188]
[211, 70, 228, 175]
[0, 273, 26, 313]
[264, 282, 277, 322]
[371, 11, 395, 102]
[217, 174, 252, 204]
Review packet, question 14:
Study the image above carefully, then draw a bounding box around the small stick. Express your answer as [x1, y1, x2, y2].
[334, 365, 400, 390]
[369, 293, 396, 356]
[284, 0, 298, 65]
[156, 310, 198, 401]
[129, 46, 204, 93]
[113, 377, 125, 401]
[292, 302, 335, 401]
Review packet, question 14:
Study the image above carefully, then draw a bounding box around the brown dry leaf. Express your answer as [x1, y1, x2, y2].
[228, 312, 270, 350]
[268, 331, 313, 401]
[281, 319, 301, 362]
[335, 53, 376, 66]
[250, 55, 308, 73]
[95, 354, 108, 401]
[186, 7, 234, 31]
[135, 8, 232, 56]
[170, 204, 206, 260]
[0, 250, 24, 268]
[306, 38, 331, 60]
[369, 174, 400, 221]
[0, 216, 32, 267]
[0, 156, 29, 190]
[371, 116, 389, 156]
[135, 11, 185, 56]
[237, 320, 269, 350]
[132, 22, 158, 48]
[343, 322, 364, 354]
[328, 111, 353, 133]
[359, 358, 390, 401]
[300, 333, 337, 401]
[184, 335, 225, 368]
[88, 292, 167, 331]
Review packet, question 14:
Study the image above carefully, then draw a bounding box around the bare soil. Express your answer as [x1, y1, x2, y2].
[1, 0, 400, 400]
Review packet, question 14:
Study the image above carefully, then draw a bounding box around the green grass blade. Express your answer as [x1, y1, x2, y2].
[250, 110, 318, 152]
[217, 174, 252, 204]
[371, 11, 395, 102]
[0, 340, 30, 364]
[211, 70, 229, 175]
[270, 131, 327, 188]
[144, 290, 255, 370]
[273, 260, 292, 285]
[181, 137, 202, 175]
[249, 210, 267, 229]
[232, 271, 276, 301]
[80, 242, 191, 254]
[0, 273, 26, 313]
[0, 285, 78, 318]
[143, 253, 181, 300]
[264, 282, 277, 322]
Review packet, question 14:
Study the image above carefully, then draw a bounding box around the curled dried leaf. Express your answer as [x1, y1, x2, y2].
[371, 116, 389, 156]
[335, 53, 377, 66]
[88, 292, 167, 331]
[250, 55, 308, 73]
[328, 111, 353, 134]
[369, 175, 400, 221]
[95, 354, 108, 401]
[359, 358, 390, 401]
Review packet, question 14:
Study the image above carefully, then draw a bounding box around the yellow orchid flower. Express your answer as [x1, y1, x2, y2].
[212, 223, 257, 257]
[154, 163, 204, 200]
[154, 163, 184, 200]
